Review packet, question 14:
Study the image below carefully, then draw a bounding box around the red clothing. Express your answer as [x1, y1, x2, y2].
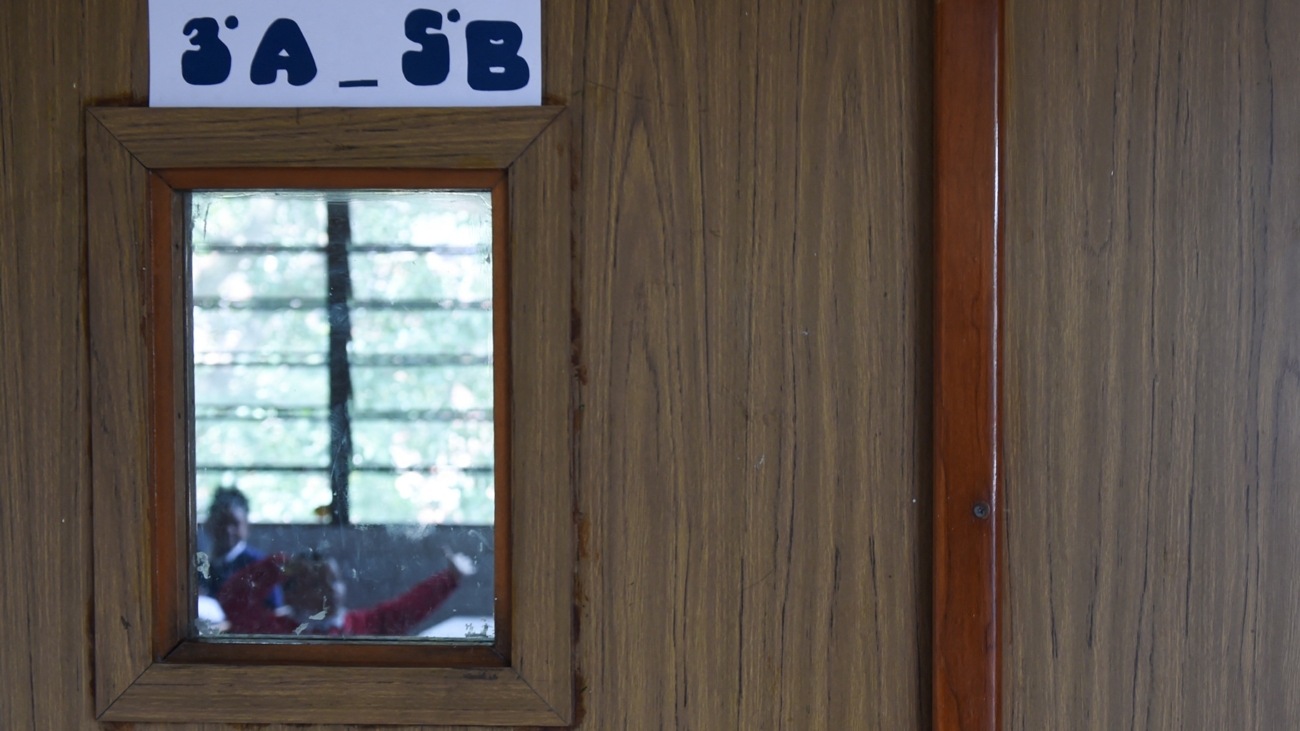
[219, 554, 461, 636]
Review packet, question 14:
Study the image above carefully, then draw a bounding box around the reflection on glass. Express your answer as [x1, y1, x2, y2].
[190, 191, 496, 641]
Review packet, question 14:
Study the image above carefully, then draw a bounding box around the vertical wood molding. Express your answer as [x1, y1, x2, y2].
[508, 112, 574, 721]
[86, 113, 154, 715]
[933, 0, 1002, 730]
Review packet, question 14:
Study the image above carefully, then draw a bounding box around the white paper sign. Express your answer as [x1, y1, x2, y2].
[149, 1, 541, 107]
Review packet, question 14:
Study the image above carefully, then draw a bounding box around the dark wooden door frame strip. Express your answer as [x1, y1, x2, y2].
[933, 0, 1003, 730]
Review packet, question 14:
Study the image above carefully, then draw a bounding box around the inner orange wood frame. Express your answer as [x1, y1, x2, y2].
[148, 168, 512, 669]
[933, 1, 1003, 730]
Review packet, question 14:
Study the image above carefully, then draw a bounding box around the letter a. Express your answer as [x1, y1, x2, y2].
[250, 19, 317, 86]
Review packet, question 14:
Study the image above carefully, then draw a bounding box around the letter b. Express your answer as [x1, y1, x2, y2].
[465, 21, 529, 91]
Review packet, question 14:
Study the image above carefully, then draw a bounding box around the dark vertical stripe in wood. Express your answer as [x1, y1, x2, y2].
[934, 0, 1002, 730]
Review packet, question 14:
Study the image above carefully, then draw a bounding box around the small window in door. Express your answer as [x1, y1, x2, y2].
[188, 189, 503, 643]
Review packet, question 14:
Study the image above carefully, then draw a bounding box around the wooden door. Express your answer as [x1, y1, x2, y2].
[2, 0, 932, 729]
[1004, 0, 1300, 729]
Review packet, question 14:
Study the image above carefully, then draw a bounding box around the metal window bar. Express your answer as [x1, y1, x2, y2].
[326, 201, 353, 525]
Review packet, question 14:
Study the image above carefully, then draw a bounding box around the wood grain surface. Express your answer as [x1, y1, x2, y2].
[101, 665, 558, 726]
[508, 114, 574, 722]
[0, 1, 94, 729]
[7, 0, 931, 730]
[1004, 0, 1300, 729]
[86, 113, 155, 717]
[10, 0, 1300, 727]
[157, 167, 505, 190]
[933, 1, 1002, 730]
[572, 1, 933, 729]
[93, 107, 562, 170]
[152, 173, 192, 664]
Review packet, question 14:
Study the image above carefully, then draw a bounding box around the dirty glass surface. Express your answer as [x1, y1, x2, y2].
[189, 190, 496, 641]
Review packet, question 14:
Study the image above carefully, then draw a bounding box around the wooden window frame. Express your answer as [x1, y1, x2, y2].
[87, 107, 573, 727]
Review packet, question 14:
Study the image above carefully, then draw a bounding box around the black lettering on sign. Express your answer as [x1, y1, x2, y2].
[401, 9, 451, 86]
[250, 18, 318, 86]
[181, 17, 232, 85]
[465, 21, 529, 91]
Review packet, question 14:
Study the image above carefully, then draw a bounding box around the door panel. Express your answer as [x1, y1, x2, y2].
[574, 1, 932, 729]
[0, 1, 93, 729]
[1005, 0, 1300, 728]
[3, 0, 932, 728]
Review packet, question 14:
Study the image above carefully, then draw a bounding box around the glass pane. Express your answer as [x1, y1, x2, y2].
[194, 365, 329, 408]
[190, 190, 496, 642]
[194, 417, 331, 467]
[193, 251, 325, 301]
[351, 420, 495, 472]
[351, 365, 493, 412]
[192, 195, 327, 247]
[349, 191, 492, 246]
[349, 471, 496, 525]
[194, 309, 329, 355]
[351, 252, 493, 302]
[351, 309, 494, 356]
[197, 471, 333, 524]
